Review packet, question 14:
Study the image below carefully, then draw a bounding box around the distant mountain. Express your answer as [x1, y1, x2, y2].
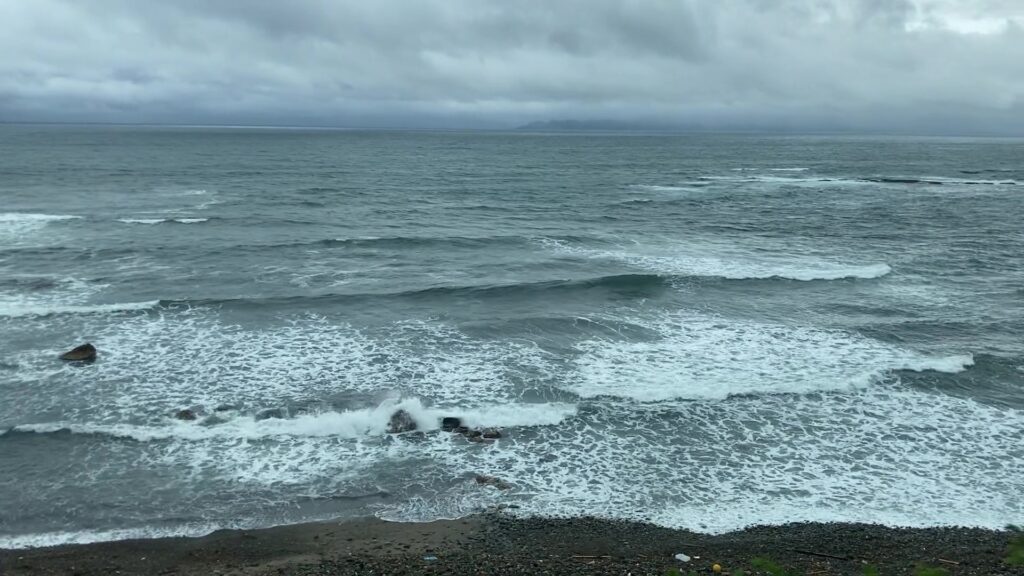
[516, 119, 675, 132]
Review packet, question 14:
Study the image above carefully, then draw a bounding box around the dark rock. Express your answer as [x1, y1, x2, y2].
[387, 409, 417, 434]
[174, 409, 197, 421]
[256, 408, 286, 421]
[59, 343, 96, 362]
[465, 429, 482, 439]
[454, 426, 470, 435]
[441, 417, 462, 432]
[481, 428, 502, 439]
[475, 474, 512, 490]
[214, 404, 237, 412]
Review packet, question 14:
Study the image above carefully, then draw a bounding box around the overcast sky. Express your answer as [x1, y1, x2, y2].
[2, 0, 1023, 133]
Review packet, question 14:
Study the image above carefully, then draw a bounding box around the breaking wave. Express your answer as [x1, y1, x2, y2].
[2, 399, 578, 443]
[542, 239, 892, 281]
[568, 311, 973, 402]
[117, 218, 210, 225]
[0, 300, 159, 319]
[0, 213, 81, 223]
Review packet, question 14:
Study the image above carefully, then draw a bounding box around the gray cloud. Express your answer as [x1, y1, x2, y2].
[1, 0, 1023, 133]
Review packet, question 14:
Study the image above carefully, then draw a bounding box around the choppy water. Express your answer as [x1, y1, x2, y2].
[1, 125, 1022, 548]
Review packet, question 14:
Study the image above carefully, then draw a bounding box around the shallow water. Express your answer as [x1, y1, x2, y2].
[1, 126, 1022, 547]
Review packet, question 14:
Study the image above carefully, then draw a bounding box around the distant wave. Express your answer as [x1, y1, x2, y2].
[2, 398, 578, 443]
[155, 274, 673, 311]
[252, 234, 589, 252]
[697, 173, 1021, 189]
[734, 175, 1019, 187]
[866, 176, 1019, 186]
[0, 234, 586, 261]
[630, 184, 702, 192]
[142, 268, 897, 314]
[0, 300, 159, 319]
[0, 213, 82, 223]
[542, 239, 892, 282]
[730, 168, 809, 172]
[117, 218, 210, 225]
[770, 263, 891, 281]
[0, 213, 82, 239]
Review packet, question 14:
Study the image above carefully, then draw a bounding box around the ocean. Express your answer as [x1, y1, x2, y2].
[1, 125, 1021, 548]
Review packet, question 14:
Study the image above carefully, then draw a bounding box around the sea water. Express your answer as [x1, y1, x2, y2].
[1, 126, 1021, 547]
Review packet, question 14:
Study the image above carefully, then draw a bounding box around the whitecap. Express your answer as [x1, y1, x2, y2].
[7, 399, 577, 442]
[0, 300, 159, 319]
[117, 218, 209, 225]
[566, 311, 972, 402]
[630, 184, 699, 192]
[0, 213, 81, 223]
[543, 238, 891, 281]
[117, 218, 165, 225]
[0, 213, 82, 242]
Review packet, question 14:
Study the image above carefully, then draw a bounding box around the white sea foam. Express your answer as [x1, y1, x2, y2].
[0, 275, 124, 320]
[566, 311, 971, 402]
[630, 184, 702, 193]
[543, 238, 892, 281]
[4, 307, 1019, 542]
[0, 213, 82, 244]
[0, 523, 229, 549]
[7, 311, 559, 422]
[382, 386, 1023, 534]
[4, 307, 1014, 544]
[0, 300, 158, 319]
[7, 399, 577, 442]
[117, 217, 209, 224]
[0, 213, 81, 223]
[730, 168, 809, 172]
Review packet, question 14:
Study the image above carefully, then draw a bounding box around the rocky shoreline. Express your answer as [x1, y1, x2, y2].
[2, 514, 1020, 575]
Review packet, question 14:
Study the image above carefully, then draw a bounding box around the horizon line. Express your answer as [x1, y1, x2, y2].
[1, 120, 1022, 139]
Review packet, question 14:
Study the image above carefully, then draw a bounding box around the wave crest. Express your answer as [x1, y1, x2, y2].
[3, 398, 578, 442]
[543, 239, 892, 282]
[117, 218, 210, 225]
[0, 300, 159, 319]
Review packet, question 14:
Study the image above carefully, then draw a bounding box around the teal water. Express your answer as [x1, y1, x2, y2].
[1, 125, 1022, 546]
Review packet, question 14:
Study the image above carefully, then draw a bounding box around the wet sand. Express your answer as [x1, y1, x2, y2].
[1, 514, 1019, 575]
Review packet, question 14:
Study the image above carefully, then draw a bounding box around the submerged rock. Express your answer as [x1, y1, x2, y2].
[387, 409, 418, 434]
[59, 343, 96, 362]
[481, 428, 502, 439]
[475, 474, 512, 490]
[174, 409, 197, 421]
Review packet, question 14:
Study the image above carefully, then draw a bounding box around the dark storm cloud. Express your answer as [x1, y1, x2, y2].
[1, 0, 1022, 133]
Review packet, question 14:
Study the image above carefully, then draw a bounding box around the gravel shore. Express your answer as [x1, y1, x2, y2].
[1, 514, 1020, 575]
